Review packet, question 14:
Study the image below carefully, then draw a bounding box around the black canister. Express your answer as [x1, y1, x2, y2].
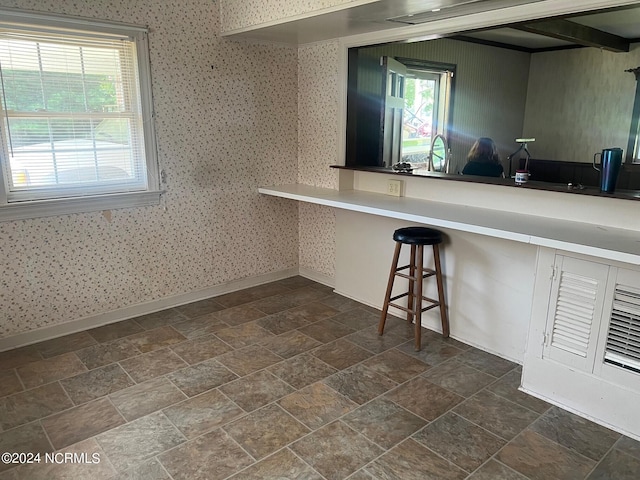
[593, 148, 623, 193]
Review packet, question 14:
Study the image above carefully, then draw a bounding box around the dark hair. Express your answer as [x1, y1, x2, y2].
[467, 137, 500, 165]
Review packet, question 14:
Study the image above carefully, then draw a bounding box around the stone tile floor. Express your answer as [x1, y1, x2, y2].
[0, 276, 639, 479]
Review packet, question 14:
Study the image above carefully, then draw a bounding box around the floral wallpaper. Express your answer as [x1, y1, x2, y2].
[297, 41, 340, 279]
[0, 0, 300, 339]
[220, 0, 374, 33]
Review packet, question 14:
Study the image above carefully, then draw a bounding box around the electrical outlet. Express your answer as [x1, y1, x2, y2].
[387, 179, 403, 197]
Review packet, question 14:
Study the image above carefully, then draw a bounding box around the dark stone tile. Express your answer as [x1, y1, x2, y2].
[347, 470, 375, 480]
[396, 338, 465, 366]
[75, 339, 141, 370]
[365, 438, 467, 480]
[0, 383, 73, 430]
[16, 353, 87, 389]
[363, 349, 430, 383]
[110, 377, 187, 421]
[0, 423, 52, 473]
[323, 364, 397, 405]
[422, 359, 496, 397]
[414, 412, 506, 472]
[108, 458, 170, 480]
[274, 276, 316, 290]
[248, 281, 300, 298]
[457, 348, 518, 377]
[278, 382, 357, 430]
[497, 430, 596, 480]
[0, 346, 42, 371]
[214, 322, 275, 349]
[220, 370, 293, 412]
[227, 448, 323, 480]
[616, 436, 640, 460]
[224, 404, 309, 460]
[60, 363, 135, 405]
[467, 460, 529, 479]
[34, 332, 97, 358]
[587, 448, 640, 480]
[159, 429, 251, 480]
[529, 406, 621, 461]
[386, 376, 463, 421]
[119, 348, 187, 383]
[216, 304, 267, 326]
[213, 290, 260, 309]
[345, 327, 407, 354]
[312, 339, 373, 370]
[286, 302, 339, 323]
[256, 311, 312, 336]
[486, 369, 551, 414]
[133, 308, 185, 330]
[422, 329, 473, 350]
[172, 313, 228, 339]
[175, 298, 225, 319]
[216, 345, 283, 377]
[163, 389, 244, 439]
[0, 370, 23, 397]
[87, 319, 145, 343]
[96, 412, 185, 472]
[291, 421, 382, 479]
[343, 397, 426, 449]
[168, 358, 238, 397]
[286, 286, 331, 306]
[42, 397, 125, 449]
[260, 330, 321, 358]
[298, 319, 356, 343]
[319, 294, 365, 313]
[126, 326, 186, 353]
[170, 334, 232, 364]
[454, 390, 540, 440]
[331, 308, 381, 331]
[268, 354, 337, 389]
[250, 295, 296, 315]
[16, 438, 115, 480]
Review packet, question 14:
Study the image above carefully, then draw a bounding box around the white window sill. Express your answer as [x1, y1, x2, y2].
[0, 190, 163, 222]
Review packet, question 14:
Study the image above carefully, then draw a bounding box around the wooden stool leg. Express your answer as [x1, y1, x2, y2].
[433, 243, 450, 338]
[407, 244, 416, 324]
[378, 242, 402, 336]
[414, 244, 424, 351]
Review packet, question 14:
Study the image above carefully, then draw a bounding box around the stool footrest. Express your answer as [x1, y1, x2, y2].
[394, 271, 436, 281]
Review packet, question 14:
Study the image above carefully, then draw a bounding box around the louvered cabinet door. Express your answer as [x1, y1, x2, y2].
[543, 255, 610, 372]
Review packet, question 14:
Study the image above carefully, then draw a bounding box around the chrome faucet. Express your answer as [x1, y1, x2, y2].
[429, 134, 449, 173]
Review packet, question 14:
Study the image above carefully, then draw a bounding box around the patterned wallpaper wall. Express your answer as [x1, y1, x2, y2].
[524, 45, 640, 163]
[220, 0, 373, 33]
[297, 41, 340, 279]
[0, 0, 300, 338]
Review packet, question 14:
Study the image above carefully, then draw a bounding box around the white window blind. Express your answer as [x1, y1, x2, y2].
[0, 11, 159, 219]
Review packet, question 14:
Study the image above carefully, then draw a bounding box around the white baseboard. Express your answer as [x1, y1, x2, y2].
[298, 266, 335, 288]
[0, 268, 299, 352]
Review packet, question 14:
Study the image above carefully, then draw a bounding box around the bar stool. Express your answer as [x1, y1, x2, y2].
[377, 226, 449, 351]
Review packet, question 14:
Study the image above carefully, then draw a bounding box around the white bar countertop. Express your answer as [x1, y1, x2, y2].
[259, 184, 640, 265]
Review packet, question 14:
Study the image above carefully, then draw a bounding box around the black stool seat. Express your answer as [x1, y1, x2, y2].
[393, 227, 442, 245]
[379, 226, 449, 351]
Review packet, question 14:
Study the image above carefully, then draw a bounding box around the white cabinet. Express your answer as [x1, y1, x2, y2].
[523, 249, 640, 439]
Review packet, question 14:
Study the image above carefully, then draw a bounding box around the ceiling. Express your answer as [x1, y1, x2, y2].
[224, 0, 640, 48]
[463, 6, 640, 51]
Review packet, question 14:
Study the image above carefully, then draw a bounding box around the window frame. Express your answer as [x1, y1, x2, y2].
[0, 8, 161, 222]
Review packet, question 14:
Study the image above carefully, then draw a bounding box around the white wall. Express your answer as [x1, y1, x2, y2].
[335, 209, 536, 362]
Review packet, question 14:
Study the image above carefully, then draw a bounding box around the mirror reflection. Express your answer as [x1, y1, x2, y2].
[345, 5, 640, 192]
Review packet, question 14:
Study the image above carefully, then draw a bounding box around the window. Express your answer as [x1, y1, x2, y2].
[0, 9, 159, 221]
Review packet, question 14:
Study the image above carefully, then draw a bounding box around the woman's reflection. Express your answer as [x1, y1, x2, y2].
[462, 137, 505, 178]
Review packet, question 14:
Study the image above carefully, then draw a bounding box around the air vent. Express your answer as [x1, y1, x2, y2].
[604, 285, 640, 374]
[550, 271, 598, 357]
